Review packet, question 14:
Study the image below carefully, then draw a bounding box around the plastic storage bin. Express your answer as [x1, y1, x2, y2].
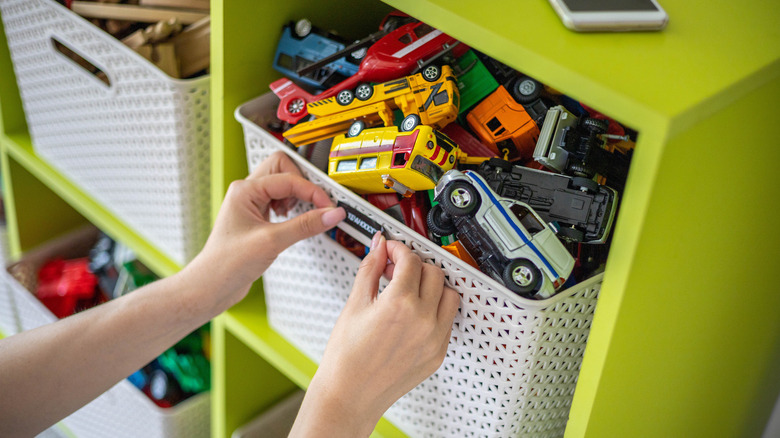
[0, 0, 210, 266]
[236, 93, 602, 438]
[0, 226, 210, 438]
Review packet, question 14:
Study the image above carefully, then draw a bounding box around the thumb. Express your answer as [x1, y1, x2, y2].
[267, 206, 346, 251]
[349, 233, 388, 304]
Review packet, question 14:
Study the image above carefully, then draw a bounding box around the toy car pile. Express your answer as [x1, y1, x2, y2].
[264, 12, 635, 300]
[89, 233, 211, 408]
[12, 231, 209, 407]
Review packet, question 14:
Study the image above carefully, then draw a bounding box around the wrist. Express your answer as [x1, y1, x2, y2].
[293, 372, 384, 438]
[176, 253, 249, 320]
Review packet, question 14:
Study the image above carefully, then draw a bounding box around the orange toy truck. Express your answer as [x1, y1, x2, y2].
[465, 85, 539, 162]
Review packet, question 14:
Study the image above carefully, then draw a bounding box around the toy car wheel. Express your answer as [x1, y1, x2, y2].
[336, 89, 354, 106]
[502, 259, 541, 294]
[557, 226, 585, 243]
[287, 98, 306, 115]
[400, 114, 421, 132]
[441, 181, 480, 217]
[294, 19, 312, 38]
[583, 117, 609, 134]
[570, 176, 599, 194]
[487, 157, 513, 172]
[427, 204, 457, 237]
[511, 76, 542, 104]
[149, 369, 183, 405]
[346, 120, 365, 138]
[421, 64, 441, 82]
[349, 47, 367, 63]
[355, 83, 373, 101]
[568, 162, 593, 178]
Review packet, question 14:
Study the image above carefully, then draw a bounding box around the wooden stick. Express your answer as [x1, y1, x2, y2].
[172, 16, 209, 78]
[139, 0, 209, 11]
[70, 2, 208, 25]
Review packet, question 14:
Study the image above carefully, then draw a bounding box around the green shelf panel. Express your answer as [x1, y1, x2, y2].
[1, 144, 88, 259]
[221, 288, 406, 438]
[384, 0, 780, 136]
[1, 133, 181, 278]
[211, 315, 298, 438]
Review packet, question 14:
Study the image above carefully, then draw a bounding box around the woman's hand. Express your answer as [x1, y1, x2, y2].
[290, 234, 460, 437]
[186, 151, 346, 314]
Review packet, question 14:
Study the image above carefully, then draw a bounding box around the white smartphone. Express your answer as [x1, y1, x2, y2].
[548, 0, 669, 32]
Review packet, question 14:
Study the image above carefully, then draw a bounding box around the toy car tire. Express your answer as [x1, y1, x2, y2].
[149, 369, 183, 404]
[355, 83, 374, 101]
[502, 259, 541, 294]
[346, 120, 365, 138]
[568, 162, 593, 178]
[487, 157, 513, 172]
[421, 64, 442, 82]
[510, 76, 542, 104]
[400, 114, 421, 132]
[557, 226, 585, 243]
[336, 89, 354, 106]
[441, 181, 480, 217]
[583, 117, 609, 134]
[570, 176, 599, 194]
[293, 19, 312, 39]
[427, 204, 457, 237]
[287, 98, 307, 115]
[349, 48, 367, 63]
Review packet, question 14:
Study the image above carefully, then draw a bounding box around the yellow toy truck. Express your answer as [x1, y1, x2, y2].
[283, 65, 459, 147]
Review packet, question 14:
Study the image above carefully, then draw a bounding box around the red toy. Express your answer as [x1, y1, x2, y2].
[272, 20, 467, 124]
[37, 258, 100, 318]
[364, 192, 429, 237]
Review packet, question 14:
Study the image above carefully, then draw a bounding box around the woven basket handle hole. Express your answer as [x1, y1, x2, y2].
[51, 37, 112, 88]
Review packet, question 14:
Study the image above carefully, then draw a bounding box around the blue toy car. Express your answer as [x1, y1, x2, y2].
[273, 19, 362, 90]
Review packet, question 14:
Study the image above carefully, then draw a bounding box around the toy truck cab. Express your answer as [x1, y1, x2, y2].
[465, 85, 540, 162]
[272, 20, 361, 91]
[534, 105, 631, 186]
[428, 169, 574, 299]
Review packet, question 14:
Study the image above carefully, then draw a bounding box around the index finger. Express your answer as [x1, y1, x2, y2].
[248, 173, 333, 210]
[383, 240, 423, 296]
[247, 151, 302, 180]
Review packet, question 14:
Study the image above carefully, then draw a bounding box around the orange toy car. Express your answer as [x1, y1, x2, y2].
[465, 85, 539, 162]
[283, 65, 459, 147]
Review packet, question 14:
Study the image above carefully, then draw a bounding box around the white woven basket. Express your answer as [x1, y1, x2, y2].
[236, 93, 602, 438]
[0, 0, 210, 266]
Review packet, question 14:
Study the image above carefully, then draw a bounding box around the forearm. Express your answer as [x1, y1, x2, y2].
[289, 372, 383, 438]
[0, 267, 219, 437]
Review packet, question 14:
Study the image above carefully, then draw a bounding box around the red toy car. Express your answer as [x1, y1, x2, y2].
[272, 20, 467, 124]
[37, 258, 101, 318]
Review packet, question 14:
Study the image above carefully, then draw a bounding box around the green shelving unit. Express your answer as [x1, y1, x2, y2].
[2, 0, 779, 437]
[210, 1, 780, 437]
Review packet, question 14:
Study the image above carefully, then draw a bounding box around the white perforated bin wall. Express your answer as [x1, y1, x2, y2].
[236, 93, 601, 438]
[0, 0, 210, 266]
[0, 269, 210, 438]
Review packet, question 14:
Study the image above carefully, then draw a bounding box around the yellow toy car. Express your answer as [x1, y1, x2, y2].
[284, 64, 460, 147]
[328, 118, 461, 196]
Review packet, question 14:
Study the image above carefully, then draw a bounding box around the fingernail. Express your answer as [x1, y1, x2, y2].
[321, 207, 346, 228]
[370, 232, 382, 251]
